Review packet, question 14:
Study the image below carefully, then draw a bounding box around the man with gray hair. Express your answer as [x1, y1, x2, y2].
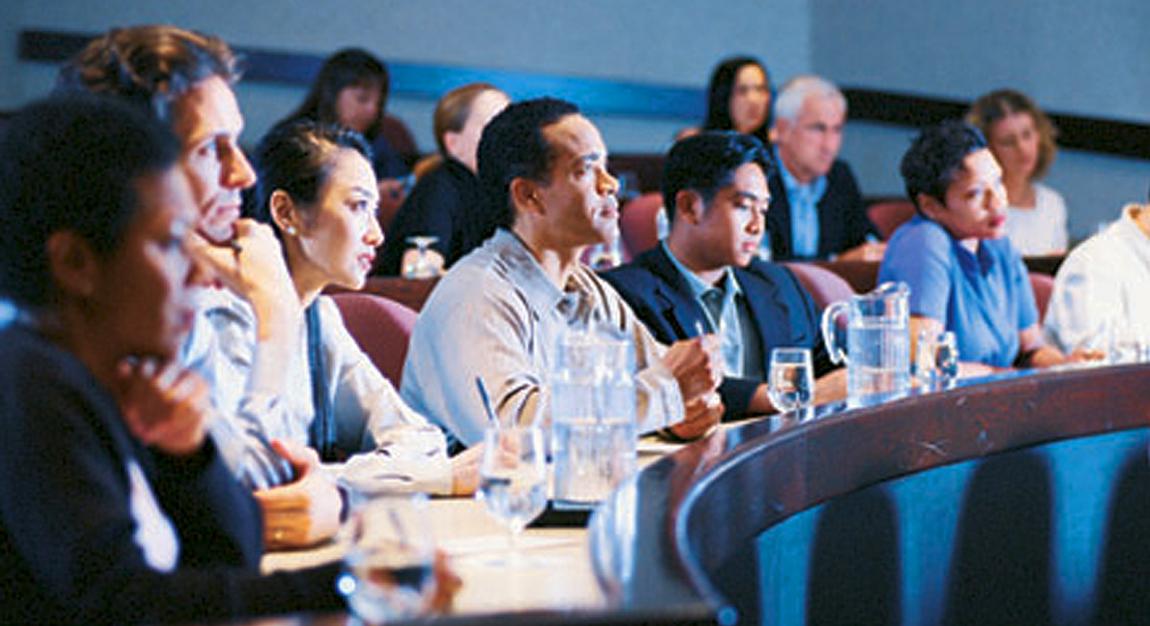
[766, 74, 881, 261]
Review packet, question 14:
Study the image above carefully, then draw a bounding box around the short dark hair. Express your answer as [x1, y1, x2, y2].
[663, 131, 774, 223]
[476, 97, 580, 233]
[283, 48, 390, 140]
[254, 120, 372, 235]
[900, 120, 988, 213]
[55, 25, 239, 124]
[702, 56, 772, 145]
[0, 96, 179, 308]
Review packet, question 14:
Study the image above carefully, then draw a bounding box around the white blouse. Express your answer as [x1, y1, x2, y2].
[1004, 183, 1068, 256]
[182, 288, 452, 494]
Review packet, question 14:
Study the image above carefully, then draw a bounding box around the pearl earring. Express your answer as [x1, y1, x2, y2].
[285, 225, 297, 236]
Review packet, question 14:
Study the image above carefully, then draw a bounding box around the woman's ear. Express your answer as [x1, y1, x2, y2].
[45, 231, 99, 299]
[269, 189, 301, 236]
[442, 130, 463, 162]
[917, 192, 946, 222]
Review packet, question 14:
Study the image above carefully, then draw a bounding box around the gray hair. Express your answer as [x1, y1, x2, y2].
[773, 75, 846, 124]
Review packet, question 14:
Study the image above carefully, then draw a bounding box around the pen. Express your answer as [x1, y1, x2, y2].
[475, 376, 500, 429]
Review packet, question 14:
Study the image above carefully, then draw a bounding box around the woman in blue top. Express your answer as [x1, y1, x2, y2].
[879, 121, 1082, 369]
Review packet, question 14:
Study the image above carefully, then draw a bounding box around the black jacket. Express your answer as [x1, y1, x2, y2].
[766, 159, 875, 261]
[0, 324, 342, 624]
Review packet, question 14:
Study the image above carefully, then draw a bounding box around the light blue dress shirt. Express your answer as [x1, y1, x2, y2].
[660, 242, 745, 376]
[776, 148, 828, 259]
[401, 229, 685, 447]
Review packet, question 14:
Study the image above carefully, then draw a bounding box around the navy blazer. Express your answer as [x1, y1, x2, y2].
[602, 246, 837, 420]
[766, 159, 874, 261]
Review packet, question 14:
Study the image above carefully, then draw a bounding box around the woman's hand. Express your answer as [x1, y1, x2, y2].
[116, 358, 211, 457]
[449, 445, 483, 496]
[254, 440, 342, 549]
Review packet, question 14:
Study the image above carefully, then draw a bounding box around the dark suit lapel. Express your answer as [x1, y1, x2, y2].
[735, 264, 796, 374]
[645, 247, 708, 339]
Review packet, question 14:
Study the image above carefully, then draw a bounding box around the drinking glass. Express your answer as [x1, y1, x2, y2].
[915, 330, 959, 389]
[476, 425, 548, 559]
[933, 331, 959, 385]
[768, 347, 815, 415]
[337, 493, 437, 623]
[403, 235, 441, 279]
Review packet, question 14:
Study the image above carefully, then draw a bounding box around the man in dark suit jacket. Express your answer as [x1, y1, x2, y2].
[604, 131, 842, 420]
[766, 75, 882, 262]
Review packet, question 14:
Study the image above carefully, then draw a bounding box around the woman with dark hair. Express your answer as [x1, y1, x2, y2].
[200, 120, 479, 499]
[702, 56, 773, 145]
[376, 83, 509, 276]
[968, 89, 1068, 256]
[879, 120, 1091, 370]
[0, 96, 343, 624]
[271, 48, 412, 211]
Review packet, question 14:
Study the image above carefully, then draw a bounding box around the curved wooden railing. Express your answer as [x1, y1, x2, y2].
[591, 362, 1150, 624]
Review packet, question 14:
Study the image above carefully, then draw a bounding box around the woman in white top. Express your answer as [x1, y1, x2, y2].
[968, 89, 1068, 256]
[193, 120, 477, 499]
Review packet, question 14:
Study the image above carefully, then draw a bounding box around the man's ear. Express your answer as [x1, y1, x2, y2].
[772, 118, 791, 142]
[674, 189, 705, 226]
[509, 178, 543, 217]
[916, 192, 946, 222]
[269, 189, 301, 235]
[46, 231, 99, 299]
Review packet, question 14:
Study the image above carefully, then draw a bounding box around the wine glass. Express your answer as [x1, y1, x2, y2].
[768, 347, 815, 416]
[337, 492, 437, 623]
[403, 235, 441, 279]
[476, 425, 548, 561]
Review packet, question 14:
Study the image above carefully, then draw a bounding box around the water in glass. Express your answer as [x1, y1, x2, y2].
[477, 426, 547, 537]
[338, 493, 435, 623]
[767, 347, 814, 413]
[549, 330, 637, 505]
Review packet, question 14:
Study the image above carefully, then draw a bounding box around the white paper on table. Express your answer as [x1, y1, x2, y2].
[636, 436, 684, 456]
[441, 534, 579, 556]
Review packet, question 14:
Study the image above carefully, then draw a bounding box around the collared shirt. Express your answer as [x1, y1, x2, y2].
[401, 229, 684, 447]
[181, 288, 452, 494]
[1045, 204, 1150, 352]
[776, 147, 828, 259]
[660, 241, 745, 376]
[878, 215, 1038, 368]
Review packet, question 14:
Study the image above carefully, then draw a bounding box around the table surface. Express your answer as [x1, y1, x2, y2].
[261, 445, 677, 618]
